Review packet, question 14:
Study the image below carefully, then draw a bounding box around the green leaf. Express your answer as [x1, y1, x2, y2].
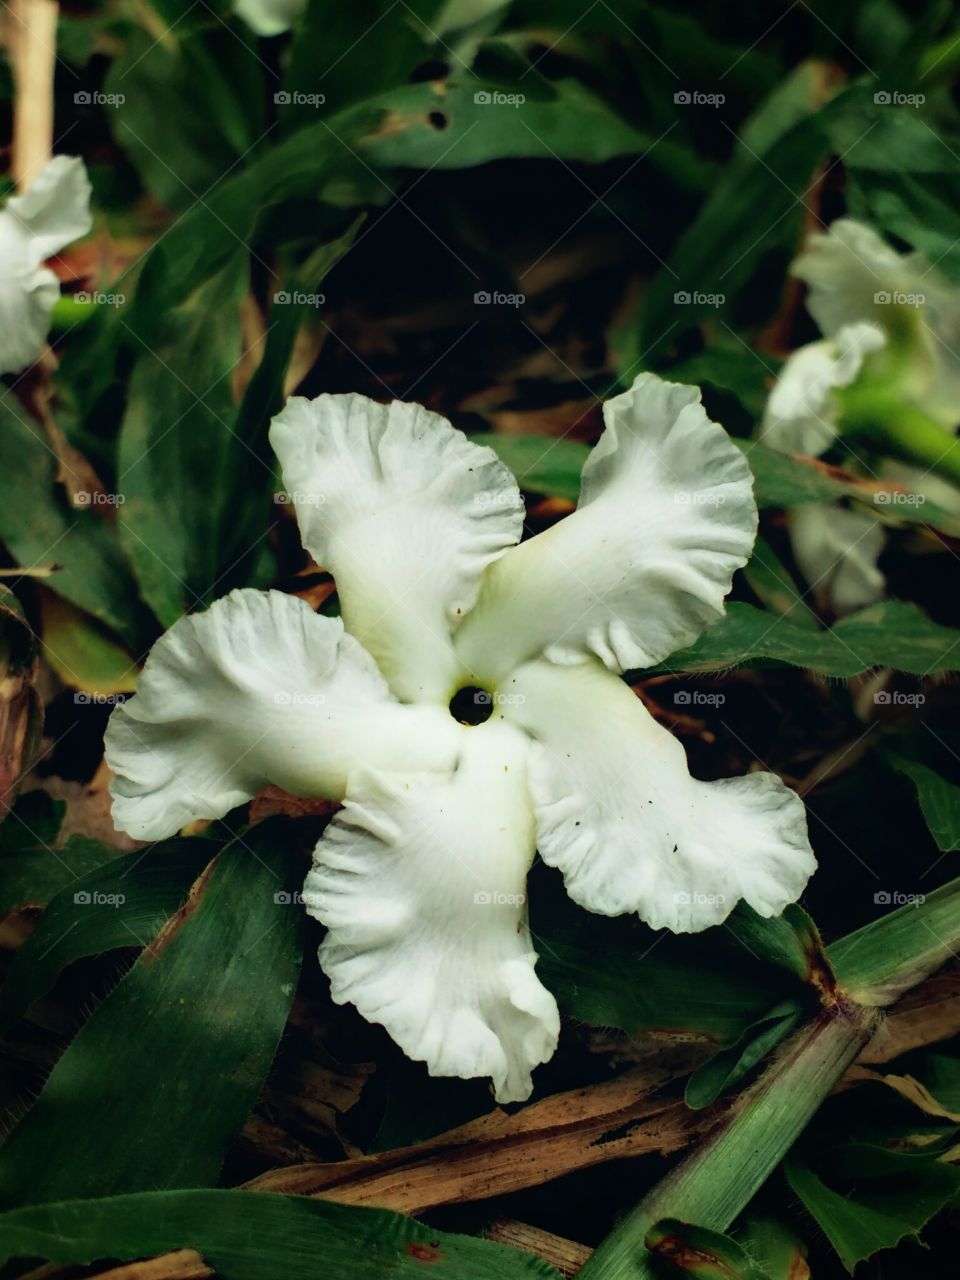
[0, 399, 155, 650]
[106, 26, 265, 211]
[733, 1216, 810, 1280]
[117, 258, 249, 625]
[0, 793, 120, 918]
[653, 601, 960, 677]
[743, 442, 960, 532]
[0, 820, 304, 1206]
[40, 593, 138, 695]
[724, 903, 832, 987]
[617, 65, 835, 369]
[469, 432, 589, 503]
[684, 1000, 803, 1110]
[361, 76, 700, 173]
[532, 873, 791, 1045]
[0, 1188, 561, 1279]
[829, 876, 960, 1003]
[0, 836, 217, 1029]
[645, 1219, 769, 1278]
[282, 0, 445, 128]
[785, 1149, 960, 1272]
[742, 536, 819, 629]
[828, 101, 960, 282]
[881, 750, 960, 851]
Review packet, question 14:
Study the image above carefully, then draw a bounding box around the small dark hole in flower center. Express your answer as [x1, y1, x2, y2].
[449, 686, 494, 726]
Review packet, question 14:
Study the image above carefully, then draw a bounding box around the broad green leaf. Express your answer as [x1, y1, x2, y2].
[361, 77, 703, 175]
[282, 0, 445, 128]
[733, 1216, 810, 1280]
[881, 750, 960, 851]
[653, 601, 960, 677]
[828, 102, 960, 282]
[117, 258, 249, 625]
[0, 398, 155, 650]
[785, 1149, 960, 1271]
[0, 793, 120, 918]
[684, 999, 803, 1110]
[106, 26, 265, 211]
[469, 432, 588, 502]
[0, 1188, 561, 1279]
[741, 536, 819, 629]
[40, 593, 138, 694]
[0, 837, 217, 1029]
[616, 65, 835, 369]
[0, 820, 304, 1206]
[743, 441, 960, 532]
[532, 872, 790, 1045]
[223, 221, 363, 578]
[645, 1219, 769, 1278]
[724, 903, 832, 988]
[829, 876, 960, 1003]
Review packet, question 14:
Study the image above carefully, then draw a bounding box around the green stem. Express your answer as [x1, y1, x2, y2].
[580, 879, 960, 1280]
[838, 387, 960, 490]
[578, 1003, 878, 1280]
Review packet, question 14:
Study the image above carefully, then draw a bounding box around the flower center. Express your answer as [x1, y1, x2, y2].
[449, 685, 494, 726]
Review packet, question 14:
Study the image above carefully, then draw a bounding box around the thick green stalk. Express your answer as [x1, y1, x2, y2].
[838, 387, 960, 490]
[580, 879, 960, 1280]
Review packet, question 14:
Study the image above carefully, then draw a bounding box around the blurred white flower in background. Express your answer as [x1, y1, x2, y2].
[0, 156, 91, 376]
[760, 219, 960, 613]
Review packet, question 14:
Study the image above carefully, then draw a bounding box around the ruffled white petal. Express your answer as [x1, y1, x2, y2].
[760, 323, 886, 457]
[304, 720, 559, 1102]
[789, 502, 886, 615]
[499, 659, 816, 933]
[455, 373, 757, 685]
[792, 218, 914, 338]
[233, 0, 306, 35]
[105, 589, 460, 840]
[792, 218, 960, 427]
[269, 394, 524, 703]
[0, 156, 91, 375]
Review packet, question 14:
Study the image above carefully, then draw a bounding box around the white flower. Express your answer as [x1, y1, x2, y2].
[233, 0, 306, 36]
[0, 156, 92, 376]
[792, 218, 960, 428]
[105, 375, 816, 1102]
[760, 218, 960, 613]
[761, 322, 886, 458]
